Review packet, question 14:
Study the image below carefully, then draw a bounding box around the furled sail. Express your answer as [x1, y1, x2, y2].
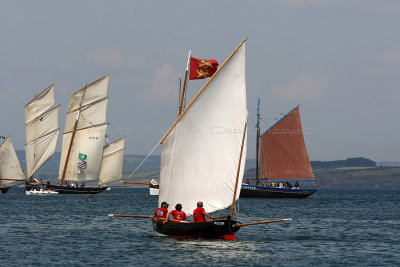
[58, 75, 109, 182]
[0, 137, 25, 186]
[25, 84, 60, 178]
[159, 42, 247, 216]
[99, 138, 125, 185]
[260, 106, 315, 180]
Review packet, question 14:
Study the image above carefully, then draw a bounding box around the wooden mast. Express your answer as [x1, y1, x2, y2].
[230, 122, 247, 217]
[255, 98, 260, 185]
[178, 51, 191, 117]
[177, 74, 182, 114]
[60, 84, 88, 185]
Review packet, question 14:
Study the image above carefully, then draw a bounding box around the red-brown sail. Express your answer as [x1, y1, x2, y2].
[260, 106, 314, 180]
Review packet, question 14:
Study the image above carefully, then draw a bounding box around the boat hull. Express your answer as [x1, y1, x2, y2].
[240, 184, 316, 198]
[152, 218, 240, 238]
[149, 184, 159, 195]
[0, 187, 10, 194]
[25, 183, 107, 195]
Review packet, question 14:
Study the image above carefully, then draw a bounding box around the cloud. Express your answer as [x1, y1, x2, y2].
[378, 47, 400, 65]
[0, 88, 18, 102]
[363, 1, 400, 15]
[272, 73, 328, 101]
[87, 47, 124, 68]
[363, 46, 400, 75]
[126, 54, 148, 69]
[140, 64, 179, 101]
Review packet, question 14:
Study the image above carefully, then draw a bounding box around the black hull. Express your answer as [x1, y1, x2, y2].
[46, 185, 107, 194]
[152, 218, 240, 238]
[0, 187, 10, 194]
[240, 185, 316, 198]
[25, 183, 107, 195]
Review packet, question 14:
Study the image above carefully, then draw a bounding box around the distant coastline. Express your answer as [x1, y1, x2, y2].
[15, 150, 400, 190]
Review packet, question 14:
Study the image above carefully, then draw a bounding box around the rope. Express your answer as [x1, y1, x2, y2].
[125, 141, 160, 180]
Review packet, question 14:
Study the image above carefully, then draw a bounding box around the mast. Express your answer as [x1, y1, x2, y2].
[231, 122, 247, 217]
[255, 98, 260, 185]
[178, 51, 191, 117]
[177, 74, 182, 114]
[60, 84, 87, 184]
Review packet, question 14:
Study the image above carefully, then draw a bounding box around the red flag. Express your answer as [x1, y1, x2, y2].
[189, 57, 219, 80]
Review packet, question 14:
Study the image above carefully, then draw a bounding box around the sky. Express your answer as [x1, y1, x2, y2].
[1, 0, 399, 162]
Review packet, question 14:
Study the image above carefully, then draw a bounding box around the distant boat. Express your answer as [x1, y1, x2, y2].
[240, 100, 317, 198]
[25, 75, 124, 195]
[24, 84, 60, 192]
[0, 137, 26, 193]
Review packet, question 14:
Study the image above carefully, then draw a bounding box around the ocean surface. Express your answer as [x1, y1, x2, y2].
[1, 188, 399, 266]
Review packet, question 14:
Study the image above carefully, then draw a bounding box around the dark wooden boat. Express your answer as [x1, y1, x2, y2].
[0, 187, 10, 194]
[25, 182, 107, 195]
[240, 184, 316, 198]
[152, 217, 240, 239]
[241, 101, 317, 198]
[46, 184, 107, 194]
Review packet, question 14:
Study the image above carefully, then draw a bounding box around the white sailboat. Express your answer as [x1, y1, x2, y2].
[24, 84, 60, 193]
[110, 39, 292, 238]
[0, 137, 26, 193]
[152, 39, 248, 239]
[45, 75, 124, 194]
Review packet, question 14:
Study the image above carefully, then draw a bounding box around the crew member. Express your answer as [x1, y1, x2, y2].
[151, 201, 169, 221]
[193, 201, 214, 222]
[164, 204, 187, 222]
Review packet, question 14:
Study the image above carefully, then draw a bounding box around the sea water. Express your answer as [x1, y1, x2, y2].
[1, 188, 399, 266]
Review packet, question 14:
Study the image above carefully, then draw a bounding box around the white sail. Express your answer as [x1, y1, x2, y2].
[25, 84, 55, 124]
[59, 75, 110, 183]
[64, 98, 108, 133]
[58, 124, 107, 181]
[25, 130, 59, 178]
[25, 85, 60, 178]
[0, 137, 25, 186]
[159, 42, 247, 216]
[67, 75, 109, 112]
[99, 138, 125, 185]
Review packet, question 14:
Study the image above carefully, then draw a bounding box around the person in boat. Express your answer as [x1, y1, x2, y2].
[151, 201, 169, 221]
[164, 204, 187, 223]
[193, 201, 214, 222]
[81, 183, 85, 188]
[295, 181, 299, 188]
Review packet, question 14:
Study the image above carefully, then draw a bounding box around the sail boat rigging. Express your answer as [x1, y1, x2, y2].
[111, 39, 292, 239]
[24, 75, 124, 195]
[240, 102, 317, 198]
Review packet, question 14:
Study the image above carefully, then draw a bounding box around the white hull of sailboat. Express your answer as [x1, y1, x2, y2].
[150, 187, 159, 195]
[25, 188, 59, 195]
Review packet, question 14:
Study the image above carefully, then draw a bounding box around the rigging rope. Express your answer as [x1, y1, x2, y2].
[125, 141, 160, 180]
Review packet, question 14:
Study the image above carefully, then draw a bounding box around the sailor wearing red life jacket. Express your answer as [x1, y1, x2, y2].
[193, 201, 214, 222]
[164, 204, 187, 223]
[151, 201, 169, 221]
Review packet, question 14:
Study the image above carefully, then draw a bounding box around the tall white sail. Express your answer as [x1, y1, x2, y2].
[99, 138, 125, 185]
[25, 85, 60, 178]
[159, 42, 247, 216]
[58, 75, 109, 182]
[0, 137, 25, 186]
[58, 124, 107, 181]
